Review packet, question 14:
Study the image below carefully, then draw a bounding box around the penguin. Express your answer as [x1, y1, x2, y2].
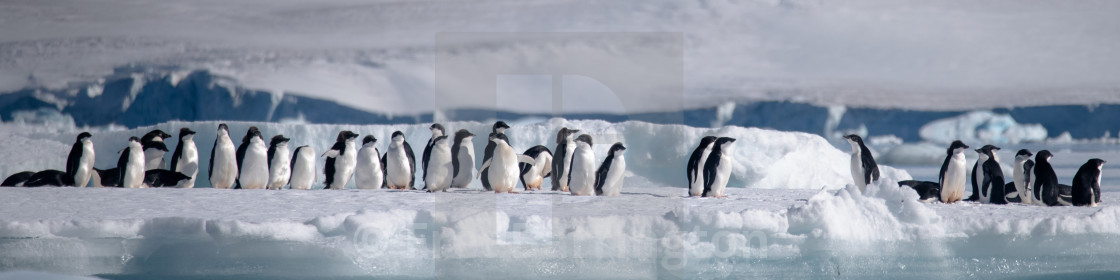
[481, 121, 511, 191]
[687, 136, 717, 197]
[288, 146, 316, 190]
[118, 136, 146, 188]
[422, 123, 445, 182]
[382, 131, 416, 190]
[519, 145, 553, 191]
[23, 170, 74, 187]
[450, 129, 476, 189]
[140, 130, 172, 170]
[143, 169, 192, 188]
[235, 127, 269, 189]
[898, 180, 941, 202]
[843, 134, 880, 192]
[478, 133, 536, 193]
[423, 136, 453, 192]
[1032, 150, 1061, 206]
[90, 168, 120, 188]
[1071, 158, 1105, 207]
[970, 145, 1007, 204]
[354, 135, 384, 190]
[209, 123, 238, 189]
[594, 142, 627, 196]
[567, 134, 597, 196]
[323, 131, 360, 190]
[702, 137, 737, 198]
[1003, 149, 1034, 204]
[169, 128, 198, 188]
[938, 140, 970, 203]
[1, 171, 35, 187]
[65, 132, 95, 188]
[551, 127, 580, 191]
[266, 135, 292, 190]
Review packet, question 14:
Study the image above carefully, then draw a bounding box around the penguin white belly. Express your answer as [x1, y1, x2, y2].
[240, 143, 270, 189]
[709, 157, 732, 197]
[523, 153, 551, 190]
[267, 146, 291, 190]
[689, 149, 710, 197]
[568, 149, 596, 196]
[850, 152, 866, 191]
[488, 147, 520, 193]
[386, 150, 411, 188]
[426, 149, 453, 192]
[124, 149, 146, 188]
[942, 155, 967, 203]
[211, 140, 238, 189]
[354, 148, 383, 189]
[331, 143, 358, 190]
[289, 148, 316, 190]
[452, 144, 475, 188]
[74, 147, 95, 187]
[600, 155, 626, 196]
[177, 143, 199, 188]
[144, 149, 165, 171]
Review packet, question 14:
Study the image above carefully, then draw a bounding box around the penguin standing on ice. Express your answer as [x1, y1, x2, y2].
[478, 133, 536, 193]
[1032, 150, 1061, 206]
[288, 146, 316, 190]
[383, 131, 416, 189]
[170, 128, 198, 188]
[595, 142, 627, 196]
[423, 136, 453, 192]
[141, 130, 172, 170]
[687, 136, 717, 197]
[970, 145, 1006, 204]
[843, 134, 880, 192]
[422, 123, 445, 182]
[235, 127, 269, 189]
[1003, 149, 1034, 204]
[354, 135, 384, 189]
[119, 137, 146, 188]
[450, 129, 476, 189]
[938, 140, 970, 203]
[1072, 158, 1105, 207]
[323, 131, 359, 190]
[481, 121, 511, 191]
[266, 135, 291, 190]
[702, 137, 737, 198]
[551, 127, 579, 191]
[209, 124, 238, 189]
[567, 134, 597, 196]
[66, 132, 95, 187]
[519, 145, 553, 191]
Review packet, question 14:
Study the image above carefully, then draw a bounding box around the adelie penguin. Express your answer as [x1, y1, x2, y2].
[481, 121, 511, 191]
[354, 135, 384, 189]
[140, 130, 172, 170]
[423, 136, 453, 192]
[22, 170, 74, 187]
[687, 136, 717, 197]
[478, 133, 536, 194]
[519, 145, 553, 191]
[66, 132, 96, 187]
[209, 123, 238, 189]
[594, 142, 627, 196]
[266, 135, 291, 190]
[551, 127, 579, 192]
[169, 128, 198, 188]
[1004, 149, 1034, 204]
[143, 169, 192, 188]
[1032, 150, 1061, 206]
[450, 129, 476, 189]
[702, 137, 737, 198]
[567, 134, 597, 196]
[970, 145, 1006, 204]
[118, 137, 146, 188]
[2, 171, 35, 187]
[288, 146, 316, 190]
[235, 127, 269, 189]
[422, 123, 445, 183]
[843, 134, 880, 192]
[938, 140, 969, 203]
[1072, 158, 1105, 207]
[383, 131, 416, 190]
[323, 131, 359, 190]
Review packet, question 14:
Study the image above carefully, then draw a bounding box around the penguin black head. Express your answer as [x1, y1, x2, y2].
[430, 123, 446, 135]
[179, 127, 196, 137]
[714, 137, 736, 148]
[454, 129, 475, 141]
[556, 127, 580, 142]
[242, 127, 262, 143]
[128, 136, 141, 143]
[1015, 149, 1033, 160]
[76, 132, 92, 142]
[698, 136, 718, 147]
[488, 132, 510, 145]
[363, 135, 378, 145]
[975, 145, 1000, 156]
[335, 130, 358, 142]
[142, 130, 172, 142]
[947, 140, 970, 155]
[270, 135, 290, 147]
[575, 134, 593, 146]
[1087, 158, 1107, 168]
[493, 121, 510, 134]
[1035, 150, 1053, 163]
[843, 134, 865, 144]
[391, 131, 406, 142]
[218, 123, 229, 132]
[608, 142, 626, 155]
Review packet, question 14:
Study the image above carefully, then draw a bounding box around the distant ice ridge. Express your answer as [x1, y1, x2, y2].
[919, 111, 1047, 145]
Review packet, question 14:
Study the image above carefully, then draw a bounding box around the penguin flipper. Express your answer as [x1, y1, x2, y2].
[477, 159, 492, 179]
[702, 163, 715, 197]
[968, 162, 980, 201]
[66, 142, 82, 178]
[404, 141, 416, 189]
[208, 139, 217, 180]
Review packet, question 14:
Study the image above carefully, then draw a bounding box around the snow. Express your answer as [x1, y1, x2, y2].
[919, 111, 1048, 145]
